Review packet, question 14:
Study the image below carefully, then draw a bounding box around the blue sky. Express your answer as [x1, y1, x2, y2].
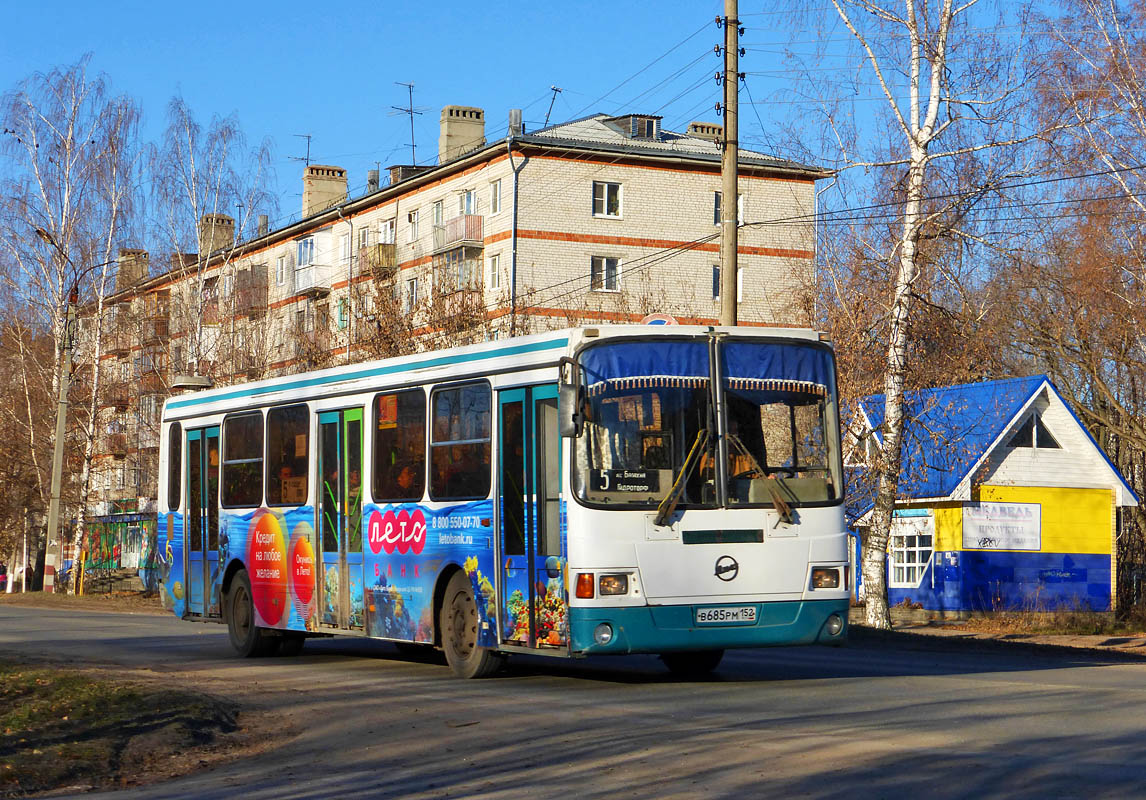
[0, 1, 813, 225]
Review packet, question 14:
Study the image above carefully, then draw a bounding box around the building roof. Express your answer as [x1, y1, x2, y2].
[849, 375, 1138, 517]
[519, 113, 824, 175]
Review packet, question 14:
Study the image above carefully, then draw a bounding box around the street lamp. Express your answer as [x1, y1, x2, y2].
[35, 227, 116, 593]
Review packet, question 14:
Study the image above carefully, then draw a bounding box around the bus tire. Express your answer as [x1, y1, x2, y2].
[661, 649, 724, 677]
[440, 571, 504, 679]
[225, 569, 276, 658]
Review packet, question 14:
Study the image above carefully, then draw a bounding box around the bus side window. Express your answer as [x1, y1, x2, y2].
[222, 412, 264, 507]
[372, 389, 426, 502]
[266, 404, 309, 506]
[429, 383, 491, 501]
[167, 421, 182, 511]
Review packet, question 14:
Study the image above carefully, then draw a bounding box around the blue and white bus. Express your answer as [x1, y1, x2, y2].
[157, 325, 848, 678]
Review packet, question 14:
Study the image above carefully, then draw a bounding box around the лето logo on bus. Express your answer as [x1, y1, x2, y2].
[368, 508, 427, 556]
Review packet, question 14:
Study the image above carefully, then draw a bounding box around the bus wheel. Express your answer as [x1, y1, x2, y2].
[225, 569, 276, 658]
[661, 649, 724, 677]
[440, 571, 503, 679]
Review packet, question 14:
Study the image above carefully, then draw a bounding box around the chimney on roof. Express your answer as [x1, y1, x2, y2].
[367, 169, 380, 193]
[197, 214, 234, 255]
[302, 165, 348, 217]
[388, 164, 431, 184]
[508, 108, 523, 137]
[687, 121, 723, 142]
[438, 105, 485, 163]
[257, 214, 269, 237]
[115, 248, 149, 292]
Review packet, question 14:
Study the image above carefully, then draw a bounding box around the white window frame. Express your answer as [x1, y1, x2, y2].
[297, 237, 314, 266]
[889, 514, 934, 589]
[460, 189, 476, 216]
[380, 218, 395, 245]
[592, 181, 622, 218]
[358, 226, 371, 250]
[407, 210, 420, 242]
[276, 255, 286, 286]
[488, 253, 500, 290]
[404, 276, 419, 312]
[714, 192, 745, 226]
[711, 265, 743, 302]
[590, 255, 620, 292]
[490, 179, 502, 214]
[340, 232, 351, 264]
[432, 200, 444, 227]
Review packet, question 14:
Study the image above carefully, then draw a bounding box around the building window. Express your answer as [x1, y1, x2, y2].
[297, 237, 314, 266]
[488, 253, 500, 290]
[407, 210, 419, 242]
[404, 277, 418, 312]
[714, 192, 744, 226]
[591, 256, 620, 292]
[592, 181, 622, 217]
[276, 255, 286, 286]
[358, 226, 371, 250]
[889, 515, 933, 588]
[712, 265, 743, 302]
[337, 298, 349, 330]
[490, 179, 502, 214]
[459, 189, 476, 215]
[340, 232, 351, 264]
[432, 200, 444, 227]
[1007, 413, 1062, 449]
[380, 219, 395, 244]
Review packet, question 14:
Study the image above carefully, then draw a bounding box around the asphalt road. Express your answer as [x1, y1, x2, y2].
[4, 605, 1146, 799]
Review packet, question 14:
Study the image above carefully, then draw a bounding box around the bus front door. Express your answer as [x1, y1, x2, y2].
[185, 426, 220, 618]
[498, 385, 565, 649]
[317, 408, 365, 630]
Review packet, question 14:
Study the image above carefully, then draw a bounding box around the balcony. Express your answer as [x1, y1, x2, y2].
[361, 244, 397, 280]
[141, 316, 168, 344]
[104, 381, 130, 411]
[140, 368, 166, 395]
[292, 262, 335, 298]
[202, 298, 222, 326]
[432, 215, 483, 254]
[107, 433, 128, 459]
[235, 264, 269, 316]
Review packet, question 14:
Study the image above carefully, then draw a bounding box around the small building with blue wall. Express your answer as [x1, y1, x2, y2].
[847, 375, 1138, 612]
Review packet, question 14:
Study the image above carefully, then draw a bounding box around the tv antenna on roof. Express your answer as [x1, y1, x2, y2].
[389, 82, 426, 165]
[289, 134, 313, 166]
[544, 86, 563, 128]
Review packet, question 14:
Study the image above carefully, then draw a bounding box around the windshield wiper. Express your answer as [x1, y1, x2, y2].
[653, 427, 709, 527]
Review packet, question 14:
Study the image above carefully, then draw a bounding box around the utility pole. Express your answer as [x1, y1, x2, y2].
[43, 285, 76, 593]
[719, 0, 741, 327]
[544, 86, 563, 128]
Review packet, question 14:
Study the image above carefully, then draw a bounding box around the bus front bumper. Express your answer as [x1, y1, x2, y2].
[568, 598, 849, 655]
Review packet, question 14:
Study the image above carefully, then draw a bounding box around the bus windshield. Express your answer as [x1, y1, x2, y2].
[572, 337, 841, 509]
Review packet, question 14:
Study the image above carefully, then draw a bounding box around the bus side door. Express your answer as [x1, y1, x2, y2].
[184, 426, 219, 617]
[497, 385, 565, 648]
[317, 408, 365, 630]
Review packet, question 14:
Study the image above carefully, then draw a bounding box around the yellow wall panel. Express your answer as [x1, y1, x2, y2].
[978, 485, 1112, 555]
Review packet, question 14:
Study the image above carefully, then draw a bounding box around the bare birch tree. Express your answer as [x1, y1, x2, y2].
[0, 57, 141, 588]
[791, 0, 1067, 626]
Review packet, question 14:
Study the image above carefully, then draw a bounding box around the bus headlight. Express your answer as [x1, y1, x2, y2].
[811, 567, 840, 589]
[826, 614, 844, 636]
[594, 623, 614, 645]
[599, 574, 629, 596]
